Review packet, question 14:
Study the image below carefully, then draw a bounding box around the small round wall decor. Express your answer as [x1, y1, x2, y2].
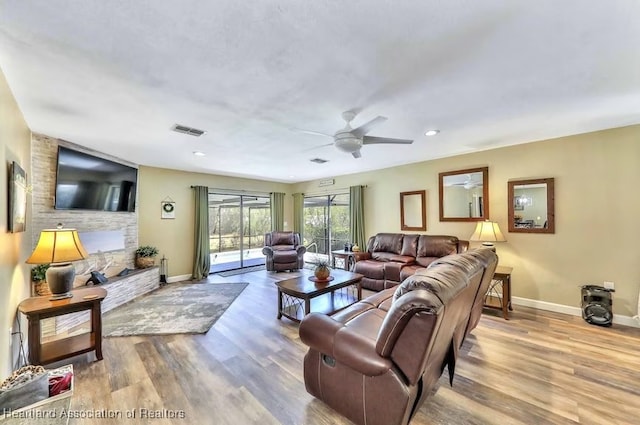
[161, 200, 176, 219]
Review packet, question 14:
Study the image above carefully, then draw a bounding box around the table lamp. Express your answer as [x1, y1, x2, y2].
[469, 220, 506, 250]
[26, 224, 89, 300]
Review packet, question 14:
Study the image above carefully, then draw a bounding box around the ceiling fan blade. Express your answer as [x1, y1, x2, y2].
[362, 135, 413, 145]
[351, 116, 387, 138]
[301, 142, 334, 152]
[290, 128, 333, 138]
[352, 150, 362, 159]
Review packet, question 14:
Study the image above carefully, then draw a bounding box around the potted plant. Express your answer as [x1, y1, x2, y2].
[314, 259, 331, 281]
[135, 245, 159, 269]
[31, 264, 51, 296]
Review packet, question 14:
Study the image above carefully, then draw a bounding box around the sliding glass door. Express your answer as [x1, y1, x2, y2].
[303, 193, 350, 264]
[209, 193, 271, 273]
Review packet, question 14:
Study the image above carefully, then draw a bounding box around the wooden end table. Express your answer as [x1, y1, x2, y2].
[484, 265, 513, 320]
[18, 286, 107, 365]
[276, 268, 363, 322]
[331, 249, 358, 271]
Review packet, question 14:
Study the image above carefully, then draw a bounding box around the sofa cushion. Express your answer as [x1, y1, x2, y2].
[400, 234, 419, 257]
[271, 232, 295, 246]
[389, 255, 415, 264]
[417, 235, 459, 258]
[393, 263, 469, 304]
[355, 260, 385, 279]
[371, 252, 396, 262]
[272, 244, 294, 251]
[415, 256, 440, 268]
[372, 233, 403, 255]
[272, 250, 298, 263]
[399, 264, 422, 281]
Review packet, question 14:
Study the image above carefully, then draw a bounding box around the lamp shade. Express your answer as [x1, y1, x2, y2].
[26, 228, 89, 264]
[469, 221, 506, 244]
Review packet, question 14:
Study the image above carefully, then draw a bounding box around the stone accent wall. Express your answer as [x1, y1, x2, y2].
[32, 134, 156, 339]
[31, 134, 138, 277]
[41, 267, 160, 338]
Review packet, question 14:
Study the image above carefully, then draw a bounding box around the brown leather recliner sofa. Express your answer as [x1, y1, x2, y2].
[299, 248, 498, 425]
[354, 233, 469, 291]
[262, 231, 306, 271]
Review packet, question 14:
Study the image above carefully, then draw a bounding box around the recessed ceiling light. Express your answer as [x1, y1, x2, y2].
[193, 151, 206, 157]
[425, 129, 440, 136]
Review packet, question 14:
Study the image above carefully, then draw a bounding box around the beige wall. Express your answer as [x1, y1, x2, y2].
[0, 67, 32, 376]
[294, 125, 640, 317]
[137, 166, 292, 278]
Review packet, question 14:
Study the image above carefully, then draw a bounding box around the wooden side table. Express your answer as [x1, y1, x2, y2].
[484, 265, 513, 319]
[331, 250, 357, 271]
[18, 286, 107, 365]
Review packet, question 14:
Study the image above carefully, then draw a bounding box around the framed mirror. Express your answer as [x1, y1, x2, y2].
[400, 190, 426, 231]
[439, 167, 489, 222]
[508, 178, 555, 233]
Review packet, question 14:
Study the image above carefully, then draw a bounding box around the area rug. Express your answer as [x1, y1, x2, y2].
[102, 282, 248, 337]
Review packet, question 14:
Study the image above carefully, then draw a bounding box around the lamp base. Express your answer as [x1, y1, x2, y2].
[46, 263, 76, 301]
[481, 242, 496, 252]
[49, 292, 73, 301]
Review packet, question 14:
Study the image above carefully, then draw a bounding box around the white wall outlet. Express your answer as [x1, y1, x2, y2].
[604, 281, 615, 290]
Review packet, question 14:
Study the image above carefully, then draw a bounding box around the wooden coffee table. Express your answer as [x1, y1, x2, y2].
[276, 268, 363, 322]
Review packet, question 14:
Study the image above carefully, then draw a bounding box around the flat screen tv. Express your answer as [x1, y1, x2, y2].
[55, 146, 137, 212]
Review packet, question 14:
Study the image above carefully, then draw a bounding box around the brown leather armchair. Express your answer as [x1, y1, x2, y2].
[262, 231, 306, 271]
[299, 249, 498, 425]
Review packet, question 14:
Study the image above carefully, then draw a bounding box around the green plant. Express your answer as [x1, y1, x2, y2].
[314, 258, 330, 270]
[31, 264, 50, 282]
[136, 245, 159, 258]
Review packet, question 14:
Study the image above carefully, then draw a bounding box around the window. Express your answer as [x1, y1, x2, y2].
[303, 193, 350, 263]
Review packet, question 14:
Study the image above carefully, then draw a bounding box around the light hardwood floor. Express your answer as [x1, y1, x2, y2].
[66, 270, 640, 425]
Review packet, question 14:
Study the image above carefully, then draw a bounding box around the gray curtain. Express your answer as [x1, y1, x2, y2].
[192, 186, 211, 280]
[293, 193, 304, 240]
[270, 192, 285, 231]
[349, 185, 366, 249]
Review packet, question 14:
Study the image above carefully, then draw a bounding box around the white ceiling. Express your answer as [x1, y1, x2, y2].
[1, 1, 639, 183]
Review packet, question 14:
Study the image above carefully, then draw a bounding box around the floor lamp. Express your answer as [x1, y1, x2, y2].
[26, 225, 89, 300]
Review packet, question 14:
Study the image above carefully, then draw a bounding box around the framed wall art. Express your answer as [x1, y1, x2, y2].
[161, 198, 175, 219]
[9, 161, 27, 233]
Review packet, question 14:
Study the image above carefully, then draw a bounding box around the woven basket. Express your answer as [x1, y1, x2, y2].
[33, 280, 52, 297]
[135, 256, 155, 269]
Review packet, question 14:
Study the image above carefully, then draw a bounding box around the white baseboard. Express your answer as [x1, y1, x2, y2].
[166, 274, 192, 283]
[512, 296, 640, 328]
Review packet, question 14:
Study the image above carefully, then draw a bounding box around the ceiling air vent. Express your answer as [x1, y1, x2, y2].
[171, 124, 207, 137]
[310, 158, 329, 164]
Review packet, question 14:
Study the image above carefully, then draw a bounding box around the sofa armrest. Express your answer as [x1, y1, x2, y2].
[354, 252, 371, 262]
[457, 240, 469, 253]
[262, 246, 274, 256]
[299, 313, 343, 356]
[296, 245, 306, 255]
[300, 313, 393, 376]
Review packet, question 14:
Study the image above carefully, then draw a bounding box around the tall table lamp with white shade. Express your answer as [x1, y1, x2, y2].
[469, 220, 507, 250]
[26, 225, 89, 300]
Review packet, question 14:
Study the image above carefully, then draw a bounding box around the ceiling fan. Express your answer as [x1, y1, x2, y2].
[449, 174, 483, 189]
[297, 111, 413, 158]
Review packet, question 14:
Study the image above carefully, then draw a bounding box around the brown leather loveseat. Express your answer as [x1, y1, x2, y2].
[354, 233, 469, 291]
[299, 248, 498, 425]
